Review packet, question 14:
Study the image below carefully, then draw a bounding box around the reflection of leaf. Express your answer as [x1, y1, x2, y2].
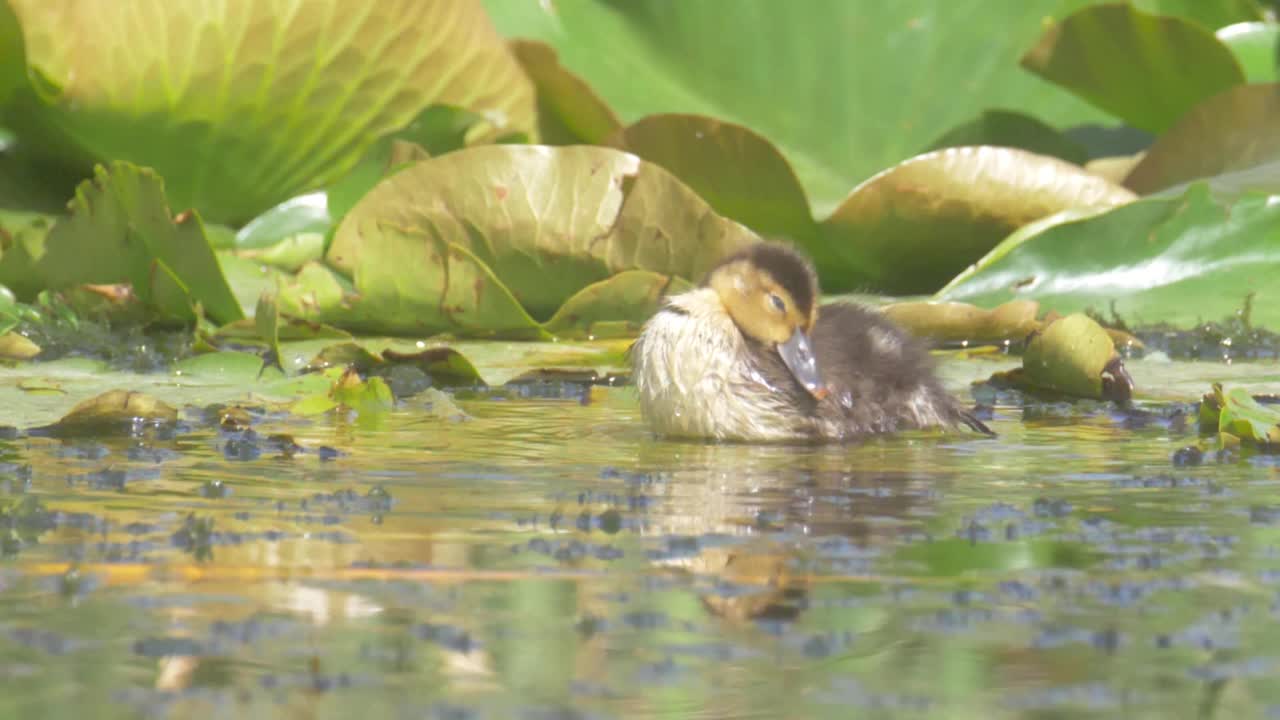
[327, 144, 757, 333]
[1124, 84, 1280, 198]
[484, 0, 1113, 217]
[939, 184, 1280, 330]
[6, 0, 535, 223]
[37, 163, 243, 324]
[1021, 4, 1244, 133]
[817, 147, 1135, 293]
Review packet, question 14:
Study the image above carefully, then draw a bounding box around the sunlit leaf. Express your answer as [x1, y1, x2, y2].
[1123, 84, 1280, 198]
[1218, 22, 1280, 82]
[0, 330, 37, 360]
[6, 0, 536, 223]
[328, 144, 758, 334]
[50, 389, 178, 434]
[1019, 313, 1131, 400]
[939, 184, 1280, 330]
[1021, 4, 1244, 133]
[484, 0, 1115, 217]
[234, 193, 330, 251]
[816, 146, 1136, 293]
[882, 299, 1041, 346]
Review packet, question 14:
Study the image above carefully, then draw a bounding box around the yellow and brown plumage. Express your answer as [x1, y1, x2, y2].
[631, 243, 991, 442]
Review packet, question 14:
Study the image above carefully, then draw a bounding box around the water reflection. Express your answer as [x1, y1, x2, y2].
[1, 374, 1280, 718]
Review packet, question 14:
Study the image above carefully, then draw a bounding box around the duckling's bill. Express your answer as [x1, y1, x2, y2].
[778, 328, 828, 400]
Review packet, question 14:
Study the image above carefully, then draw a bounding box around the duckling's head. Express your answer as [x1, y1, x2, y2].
[705, 243, 828, 400]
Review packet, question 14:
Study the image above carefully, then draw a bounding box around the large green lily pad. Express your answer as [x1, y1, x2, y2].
[3, 0, 536, 224]
[1123, 83, 1280, 198]
[938, 184, 1280, 330]
[325, 144, 757, 334]
[484, 0, 1116, 217]
[1020, 3, 1245, 134]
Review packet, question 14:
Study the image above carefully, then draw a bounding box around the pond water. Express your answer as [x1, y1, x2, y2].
[2, 354, 1280, 720]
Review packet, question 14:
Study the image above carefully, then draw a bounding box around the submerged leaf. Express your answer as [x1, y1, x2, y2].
[939, 184, 1280, 330]
[7, 0, 536, 223]
[816, 146, 1135, 293]
[1021, 4, 1244, 133]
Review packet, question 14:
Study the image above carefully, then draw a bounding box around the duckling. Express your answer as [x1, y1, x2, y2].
[631, 243, 992, 442]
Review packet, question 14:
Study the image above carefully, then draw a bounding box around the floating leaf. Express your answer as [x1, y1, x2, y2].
[816, 147, 1135, 293]
[234, 193, 330, 251]
[1123, 84, 1280, 198]
[939, 184, 1280, 330]
[0, 330, 37, 360]
[48, 389, 178, 435]
[1019, 313, 1133, 401]
[327, 144, 758, 334]
[511, 40, 621, 145]
[37, 162, 242, 324]
[331, 368, 394, 417]
[882, 300, 1041, 346]
[5, 0, 536, 223]
[1200, 382, 1280, 447]
[1021, 4, 1244, 134]
[484, 0, 1114, 217]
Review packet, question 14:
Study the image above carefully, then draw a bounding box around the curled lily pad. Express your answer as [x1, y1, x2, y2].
[1019, 313, 1133, 402]
[1199, 382, 1280, 448]
[46, 389, 178, 435]
[881, 299, 1041, 346]
[327, 144, 758, 334]
[1020, 4, 1244, 134]
[817, 146, 1136, 293]
[5, 0, 536, 223]
[1124, 83, 1280, 198]
[926, 110, 1087, 165]
[0, 331, 38, 360]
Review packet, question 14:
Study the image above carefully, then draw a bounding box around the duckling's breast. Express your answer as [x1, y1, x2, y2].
[632, 289, 808, 441]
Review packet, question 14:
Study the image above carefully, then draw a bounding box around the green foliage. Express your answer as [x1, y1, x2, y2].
[939, 184, 1280, 329]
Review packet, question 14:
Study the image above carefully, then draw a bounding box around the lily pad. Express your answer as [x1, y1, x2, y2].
[37, 162, 242, 325]
[926, 110, 1088, 165]
[511, 40, 621, 145]
[3, 0, 536, 223]
[1199, 382, 1280, 447]
[0, 209, 54, 299]
[484, 0, 1115, 217]
[327, 144, 758, 333]
[0, 331, 37, 360]
[1218, 22, 1280, 82]
[543, 271, 692, 340]
[605, 114, 814, 243]
[939, 184, 1280, 331]
[1021, 3, 1245, 134]
[1123, 84, 1280, 198]
[816, 146, 1136, 293]
[45, 389, 178, 436]
[1018, 313, 1133, 401]
[881, 299, 1041, 346]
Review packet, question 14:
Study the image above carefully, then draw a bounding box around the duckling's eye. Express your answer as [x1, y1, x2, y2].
[769, 294, 786, 313]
